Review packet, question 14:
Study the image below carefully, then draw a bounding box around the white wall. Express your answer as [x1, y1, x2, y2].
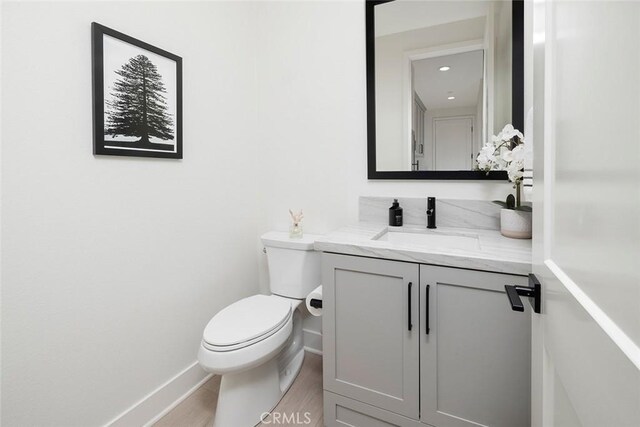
[1, 2, 261, 425]
[375, 0, 490, 37]
[375, 17, 486, 171]
[1, 1, 516, 425]
[251, 0, 361, 345]
[253, 0, 356, 238]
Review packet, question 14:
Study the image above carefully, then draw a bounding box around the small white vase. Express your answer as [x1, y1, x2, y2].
[500, 209, 532, 239]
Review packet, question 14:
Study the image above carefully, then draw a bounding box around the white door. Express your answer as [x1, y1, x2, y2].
[433, 116, 473, 170]
[530, 1, 640, 426]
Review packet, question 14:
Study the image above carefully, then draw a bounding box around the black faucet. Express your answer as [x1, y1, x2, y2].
[426, 197, 436, 229]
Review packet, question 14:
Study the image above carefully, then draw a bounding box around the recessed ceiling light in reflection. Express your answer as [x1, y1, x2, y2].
[447, 96, 455, 100]
[439, 66, 451, 71]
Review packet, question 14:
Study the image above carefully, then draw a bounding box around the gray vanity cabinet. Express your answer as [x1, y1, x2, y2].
[419, 265, 531, 427]
[323, 253, 532, 427]
[322, 253, 420, 420]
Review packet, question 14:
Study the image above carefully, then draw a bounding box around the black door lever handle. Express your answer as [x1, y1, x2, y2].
[505, 285, 528, 311]
[505, 274, 541, 313]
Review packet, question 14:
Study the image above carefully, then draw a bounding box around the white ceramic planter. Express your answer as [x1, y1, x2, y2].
[500, 209, 532, 239]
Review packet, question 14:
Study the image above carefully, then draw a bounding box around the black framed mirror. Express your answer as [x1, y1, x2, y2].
[367, 0, 523, 180]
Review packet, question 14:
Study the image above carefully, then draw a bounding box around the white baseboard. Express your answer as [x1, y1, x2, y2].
[105, 361, 212, 427]
[304, 346, 323, 356]
[303, 328, 322, 355]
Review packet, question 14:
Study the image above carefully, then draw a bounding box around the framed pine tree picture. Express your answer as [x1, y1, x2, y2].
[92, 23, 182, 159]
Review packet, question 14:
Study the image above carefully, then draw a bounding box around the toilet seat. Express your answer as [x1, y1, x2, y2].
[198, 295, 297, 375]
[202, 295, 292, 352]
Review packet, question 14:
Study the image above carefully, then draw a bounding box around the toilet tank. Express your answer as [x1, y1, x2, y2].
[261, 232, 322, 299]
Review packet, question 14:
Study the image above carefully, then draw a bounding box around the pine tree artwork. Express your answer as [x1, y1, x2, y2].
[105, 54, 174, 150]
[92, 23, 182, 158]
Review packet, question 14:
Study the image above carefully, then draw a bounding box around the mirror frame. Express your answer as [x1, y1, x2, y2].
[366, 0, 524, 180]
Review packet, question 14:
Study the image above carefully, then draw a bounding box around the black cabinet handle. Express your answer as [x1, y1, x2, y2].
[408, 282, 413, 331]
[425, 284, 430, 334]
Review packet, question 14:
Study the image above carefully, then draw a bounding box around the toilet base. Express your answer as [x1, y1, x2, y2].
[212, 348, 305, 427]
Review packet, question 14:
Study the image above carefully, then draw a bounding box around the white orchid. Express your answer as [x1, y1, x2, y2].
[476, 124, 527, 209]
[481, 144, 496, 156]
[507, 164, 524, 182]
[496, 124, 524, 142]
[501, 149, 514, 163]
[476, 124, 525, 182]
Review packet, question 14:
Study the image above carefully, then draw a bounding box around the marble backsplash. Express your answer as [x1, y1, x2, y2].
[359, 196, 501, 230]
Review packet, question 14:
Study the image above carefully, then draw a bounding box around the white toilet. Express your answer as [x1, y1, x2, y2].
[198, 231, 321, 427]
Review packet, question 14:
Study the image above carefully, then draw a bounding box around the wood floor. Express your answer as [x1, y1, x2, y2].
[154, 353, 323, 427]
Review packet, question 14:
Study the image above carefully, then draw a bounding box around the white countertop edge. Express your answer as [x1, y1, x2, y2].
[313, 223, 532, 276]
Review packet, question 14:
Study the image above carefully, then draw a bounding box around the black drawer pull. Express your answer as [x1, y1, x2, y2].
[408, 282, 413, 331]
[425, 284, 430, 335]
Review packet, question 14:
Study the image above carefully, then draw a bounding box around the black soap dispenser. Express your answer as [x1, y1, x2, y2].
[389, 199, 403, 226]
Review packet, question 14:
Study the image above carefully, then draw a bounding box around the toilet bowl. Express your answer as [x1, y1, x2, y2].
[198, 295, 305, 427]
[197, 232, 321, 427]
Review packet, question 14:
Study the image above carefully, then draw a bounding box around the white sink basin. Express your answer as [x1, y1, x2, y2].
[375, 230, 480, 251]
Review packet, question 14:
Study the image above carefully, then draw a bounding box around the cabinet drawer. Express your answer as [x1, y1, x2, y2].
[324, 391, 422, 427]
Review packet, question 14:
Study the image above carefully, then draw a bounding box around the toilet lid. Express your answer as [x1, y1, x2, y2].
[203, 295, 292, 348]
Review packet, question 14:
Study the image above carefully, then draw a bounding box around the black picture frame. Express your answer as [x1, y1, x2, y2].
[366, 0, 524, 180]
[92, 22, 183, 159]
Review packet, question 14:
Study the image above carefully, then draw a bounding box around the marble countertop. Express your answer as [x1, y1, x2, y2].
[314, 223, 532, 276]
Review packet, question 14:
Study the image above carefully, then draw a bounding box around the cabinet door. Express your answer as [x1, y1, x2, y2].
[420, 265, 530, 427]
[323, 253, 420, 419]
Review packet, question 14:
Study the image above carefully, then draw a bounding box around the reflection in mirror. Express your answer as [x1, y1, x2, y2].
[410, 50, 484, 171]
[371, 0, 518, 175]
